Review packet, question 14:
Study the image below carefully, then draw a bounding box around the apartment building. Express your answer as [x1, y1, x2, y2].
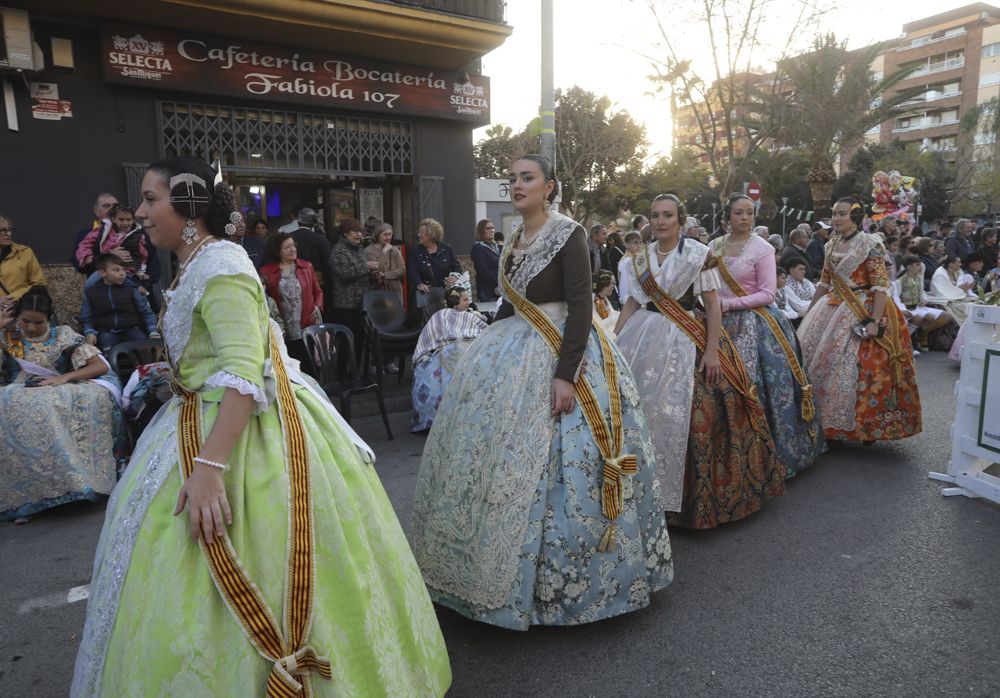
[674, 3, 1000, 189]
[878, 3, 1000, 163]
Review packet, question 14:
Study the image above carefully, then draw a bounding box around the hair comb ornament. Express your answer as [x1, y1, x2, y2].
[169, 173, 211, 220]
[224, 210, 243, 236]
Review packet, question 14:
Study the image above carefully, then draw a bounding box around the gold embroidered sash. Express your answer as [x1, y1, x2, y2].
[175, 328, 331, 697]
[632, 250, 764, 429]
[829, 267, 907, 388]
[500, 236, 634, 553]
[715, 257, 816, 422]
[595, 296, 610, 320]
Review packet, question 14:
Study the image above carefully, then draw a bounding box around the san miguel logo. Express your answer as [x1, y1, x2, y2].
[100, 23, 490, 124]
[107, 33, 174, 81]
[451, 81, 488, 117]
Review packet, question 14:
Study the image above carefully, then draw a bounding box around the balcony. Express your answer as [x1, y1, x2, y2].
[896, 29, 967, 52]
[900, 89, 962, 106]
[892, 118, 960, 133]
[907, 56, 965, 78]
[388, 0, 506, 23]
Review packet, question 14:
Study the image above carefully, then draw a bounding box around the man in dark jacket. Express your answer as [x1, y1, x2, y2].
[291, 208, 334, 298]
[806, 221, 830, 281]
[945, 219, 975, 261]
[779, 228, 813, 279]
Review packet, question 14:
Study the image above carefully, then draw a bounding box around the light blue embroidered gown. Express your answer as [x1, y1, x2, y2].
[410, 213, 673, 631]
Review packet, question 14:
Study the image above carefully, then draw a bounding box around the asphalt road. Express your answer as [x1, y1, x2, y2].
[2, 352, 998, 697]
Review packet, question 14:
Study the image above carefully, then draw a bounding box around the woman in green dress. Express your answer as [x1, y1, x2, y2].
[72, 157, 451, 697]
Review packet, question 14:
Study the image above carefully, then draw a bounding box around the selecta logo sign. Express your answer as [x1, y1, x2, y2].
[100, 23, 490, 124]
[107, 34, 174, 81]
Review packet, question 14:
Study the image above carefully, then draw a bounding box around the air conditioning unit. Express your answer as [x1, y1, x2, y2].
[0, 7, 41, 72]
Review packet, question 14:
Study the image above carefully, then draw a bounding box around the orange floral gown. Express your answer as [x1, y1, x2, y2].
[797, 233, 922, 442]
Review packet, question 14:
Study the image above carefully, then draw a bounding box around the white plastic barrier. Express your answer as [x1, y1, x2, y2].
[929, 304, 1000, 503]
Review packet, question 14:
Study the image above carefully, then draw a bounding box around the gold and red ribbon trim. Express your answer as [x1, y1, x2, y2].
[830, 268, 907, 388]
[500, 233, 634, 552]
[715, 256, 815, 422]
[175, 328, 330, 697]
[632, 250, 764, 430]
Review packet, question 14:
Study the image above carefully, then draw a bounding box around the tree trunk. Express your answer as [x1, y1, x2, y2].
[806, 163, 837, 219]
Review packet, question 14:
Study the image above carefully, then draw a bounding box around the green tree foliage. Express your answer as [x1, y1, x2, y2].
[771, 34, 922, 215]
[473, 124, 537, 179]
[957, 97, 1000, 215]
[613, 149, 719, 224]
[745, 148, 813, 229]
[554, 86, 648, 222]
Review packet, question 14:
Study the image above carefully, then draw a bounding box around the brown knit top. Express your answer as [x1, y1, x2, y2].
[495, 226, 592, 382]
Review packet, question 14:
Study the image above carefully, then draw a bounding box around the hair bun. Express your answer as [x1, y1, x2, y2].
[205, 182, 238, 238]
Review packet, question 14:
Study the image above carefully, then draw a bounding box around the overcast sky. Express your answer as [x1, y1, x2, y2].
[477, 0, 986, 159]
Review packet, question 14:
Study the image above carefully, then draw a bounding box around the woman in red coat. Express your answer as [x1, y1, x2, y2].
[259, 232, 323, 369]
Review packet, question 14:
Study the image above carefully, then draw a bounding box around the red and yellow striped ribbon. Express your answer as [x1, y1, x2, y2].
[632, 250, 765, 430]
[175, 328, 330, 697]
[830, 268, 907, 388]
[715, 256, 815, 422]
[500, 236, 634, 552]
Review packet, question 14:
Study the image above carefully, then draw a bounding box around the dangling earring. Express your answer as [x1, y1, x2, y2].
[181, 219, 198, 245]
[543, 198, 551, 213]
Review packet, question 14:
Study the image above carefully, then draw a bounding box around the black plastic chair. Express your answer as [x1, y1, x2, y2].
[107, 339, 166, 384]
[303, 323, 392, 440]
[361, 290, 422, 385]
[422, 287, 447, 322]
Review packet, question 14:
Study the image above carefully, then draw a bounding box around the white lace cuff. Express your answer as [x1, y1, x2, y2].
[204, 371, 270, 413]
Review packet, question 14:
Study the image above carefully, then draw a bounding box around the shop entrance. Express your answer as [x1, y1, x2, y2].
[228, 173, 414, 245]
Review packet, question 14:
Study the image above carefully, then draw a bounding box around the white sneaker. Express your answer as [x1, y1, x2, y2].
[912, 349, 921, 357]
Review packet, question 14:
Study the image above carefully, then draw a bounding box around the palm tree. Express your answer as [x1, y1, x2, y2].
[772, 35, 922, 215]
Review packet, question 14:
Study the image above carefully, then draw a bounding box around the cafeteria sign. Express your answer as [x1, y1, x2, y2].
[100, 23, 490, 124]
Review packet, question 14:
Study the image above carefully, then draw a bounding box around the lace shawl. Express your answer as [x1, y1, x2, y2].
[826, 232, 885, 283]
[505, 212, 581, 295]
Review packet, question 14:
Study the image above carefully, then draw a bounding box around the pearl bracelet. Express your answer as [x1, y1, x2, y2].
[193, 456, 229, 472]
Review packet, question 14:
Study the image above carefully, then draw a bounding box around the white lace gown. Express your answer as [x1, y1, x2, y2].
[615, 239, 721, 512]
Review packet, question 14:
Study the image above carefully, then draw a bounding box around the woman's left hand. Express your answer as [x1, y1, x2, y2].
[309, 307, 322, 325]
[865, 321, 880, 338]
[39, 375, 70, 387]
[174, 464, 232, 543]
[698, 349, 721, 385]
[550, 377, 576, 417]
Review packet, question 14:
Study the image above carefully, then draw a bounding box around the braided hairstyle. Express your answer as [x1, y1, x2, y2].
[147, 156, 237, 238]
[515, 154, 560, 203]
[836, 196, 866, 229]
[444, 286, 465, 308]
[722, 192, 754, 226]
[592, 270, 614, 295]
[651, 192, 688, 227]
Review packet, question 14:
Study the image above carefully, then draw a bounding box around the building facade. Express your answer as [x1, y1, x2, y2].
[0, 0, 510, 275]
[879, 4, 1000, 160]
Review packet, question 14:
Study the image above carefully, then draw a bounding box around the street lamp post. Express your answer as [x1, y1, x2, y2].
[781, 196, 789, 240]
